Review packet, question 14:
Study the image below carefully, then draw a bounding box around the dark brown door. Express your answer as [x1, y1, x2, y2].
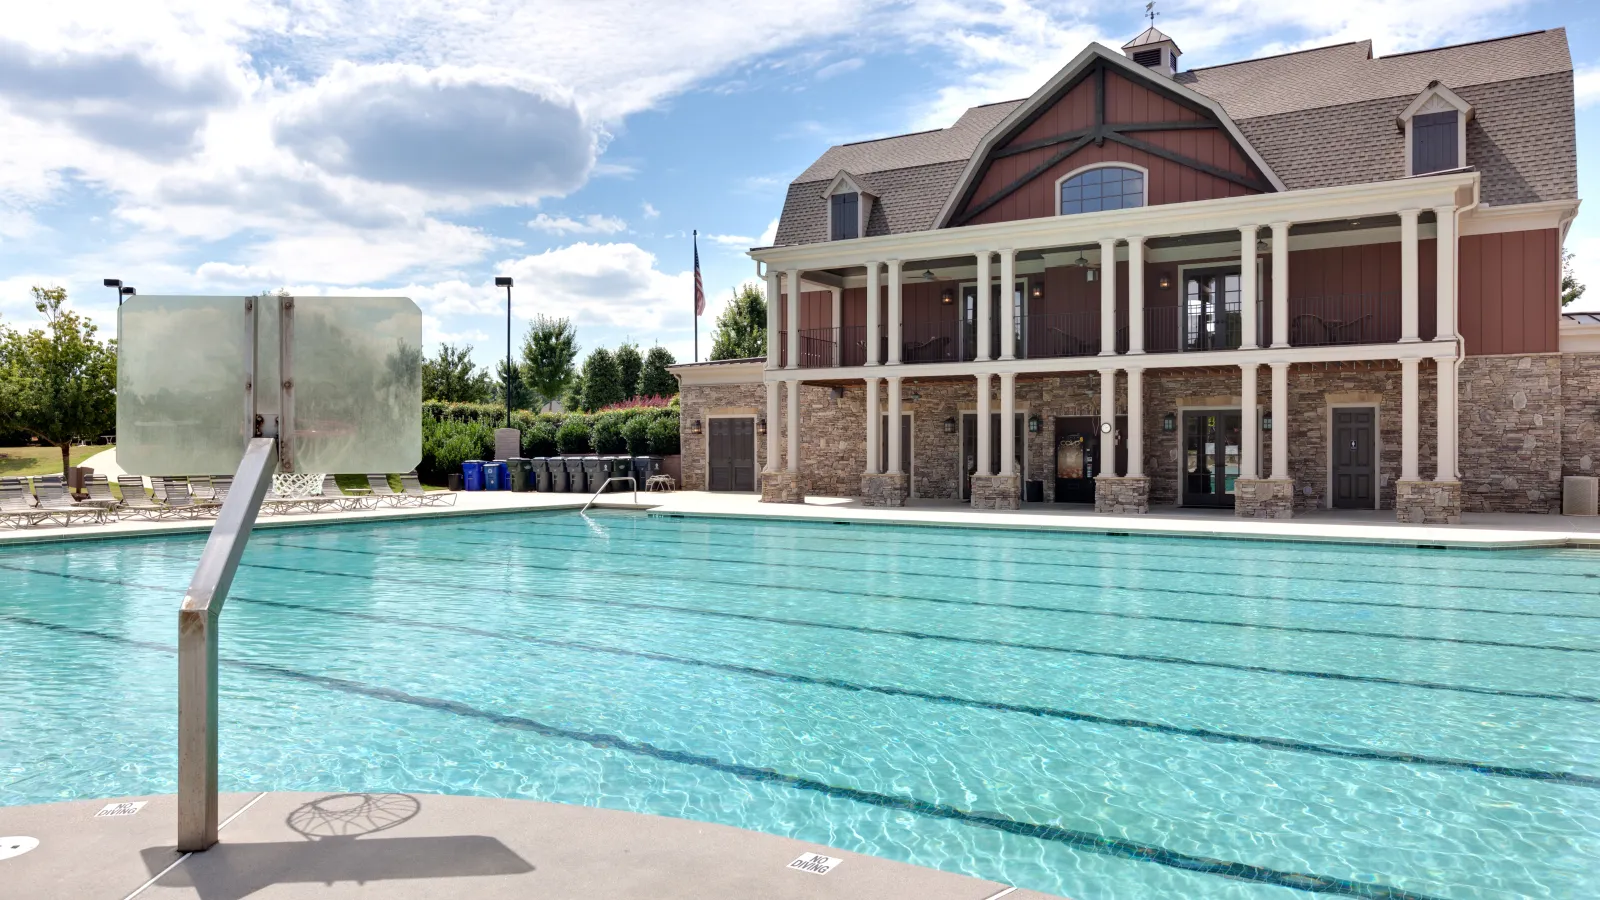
[708, 417, 755, 492]
[1332, 408, 1375, 509]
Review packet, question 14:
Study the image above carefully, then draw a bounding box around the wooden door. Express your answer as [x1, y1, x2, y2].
[1331, 408, 1375, 508]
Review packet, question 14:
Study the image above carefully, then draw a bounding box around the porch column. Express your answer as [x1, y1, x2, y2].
[886, 259, 903, 365]
[886, 376, 903, 474]
[764, 380, 780, 471]
[1400, 358, 1420, 482]
[999, 248, 1017, 360]
[764, 269, 780, 369]
[1269, 362, 1289, 480]
[785, 269, 802, 369]
[1099, 239, 1118, 356]
[1127, 236, 1145, 354]
[829, 287, 842, 366]
[1126, 367, 1144, 477]
[786, 379, 800, 473]
[1435, 355, 1458, 481]
[864, 376, 881, 474]
[1400, 209, 1420, 342]
[975, 250, 992, 361]
[865, 261, 882, 365]
[1240, 363, 1259, 480]
[1099, 368, 1117, 475]
[1239, 226, 1259, 350]
[1270, 222, 1290, 348]
[999, 373, 1016, 476]
[1434, 205, 1458, 341]
[975, 373, 992, 476]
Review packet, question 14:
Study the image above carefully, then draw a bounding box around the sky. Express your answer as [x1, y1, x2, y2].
[1, 0, 1598, 372]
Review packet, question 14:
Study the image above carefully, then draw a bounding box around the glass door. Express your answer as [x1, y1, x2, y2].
[1182, 410, 1241, 507]
[1183, 267, 1242, 351]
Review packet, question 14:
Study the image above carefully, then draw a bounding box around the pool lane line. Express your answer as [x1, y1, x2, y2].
[0, 613, 1457, 900]
[121, 791, 269, 900]
[253, 538, 1600, 656]
[11, 557, 1593, 706]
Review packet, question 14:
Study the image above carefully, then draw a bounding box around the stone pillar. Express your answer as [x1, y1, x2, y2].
[865, 261, 881, 366]
[1270, 222, 1290, 348]
[763, 380, 779, 472]
[886, 259, 902, 365]
[863, 374, 908, 507]
[785, 269, 802, 369]
[886, 376, 903, 474]
[864, 376, 880, 475]
[975, 373, 992, 477]
[765, 269, 780, 369]
[760, 379, 803, 503]
[1400, 358, 1420, 482]
[1239, 361, 1294, 518]
[1399, 209, 1420, 342]
[1127, 236, 1145, 354]
[785, 379, 800, 474]
[999, 248, 1017, 360]
[1235, 478, 1295, 519]
[1098, 238, 1117, 356]
[829, 287, 841, 366]
[1434, 205, 1457, 341]
[1239, 226, 1258, 349]
[1239, 363, 1258, 480]
[975, 250, 992, 361]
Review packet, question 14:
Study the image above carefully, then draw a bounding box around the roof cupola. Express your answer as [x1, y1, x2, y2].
[1122, 26, 1181, 77]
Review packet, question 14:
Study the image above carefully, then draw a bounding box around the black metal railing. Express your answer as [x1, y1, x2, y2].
[798, 326, 838, 368]
[839, 325, 869, 367]
[898, 320, 964, 364]
[1288, 291, 1401, 347]
[1182, 295, 1243, 352]
[1020, 312, 1101, 359]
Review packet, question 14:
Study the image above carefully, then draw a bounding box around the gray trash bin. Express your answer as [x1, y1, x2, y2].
[530, 457, 551, 492]
[561, 456, 584, 493]
[631, 455, 661, 489]
[507, 457, 532, 492]
[581, 455, 604, 493]
[604, 455, 631, 491]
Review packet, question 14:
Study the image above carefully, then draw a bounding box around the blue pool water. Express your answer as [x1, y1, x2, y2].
[1, 511, 1597, 898]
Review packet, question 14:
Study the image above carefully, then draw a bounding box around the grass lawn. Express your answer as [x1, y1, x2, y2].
[0, 445, 109, 478]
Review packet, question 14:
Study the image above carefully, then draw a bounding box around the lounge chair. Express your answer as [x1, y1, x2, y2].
[0, 482, 46, 528]
[303, 475, 364, 512]
[211, 476, 233, 504]
[158, 478, 220, 519]
[400, 471, 454, 506]
[81, 474, 122, 511]
[29, 476, 108, 526]
[189, 475, 216, 501]
[116, 476, 171, 520]
[365, 474, 419, 507]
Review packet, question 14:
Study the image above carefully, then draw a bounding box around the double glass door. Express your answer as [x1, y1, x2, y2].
[1183, 267, 1243, 351]
[1182, 410, 1241, 507]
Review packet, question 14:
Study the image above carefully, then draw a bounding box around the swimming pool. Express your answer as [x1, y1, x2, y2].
[1, 511, 1595, 898]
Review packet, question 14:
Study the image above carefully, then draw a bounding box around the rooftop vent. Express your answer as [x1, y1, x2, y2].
[1122, 26, 1181, 77]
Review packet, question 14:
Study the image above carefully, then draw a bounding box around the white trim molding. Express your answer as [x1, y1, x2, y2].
[1054, 161, 1150, 216]
[1460, 198, 1581, 236]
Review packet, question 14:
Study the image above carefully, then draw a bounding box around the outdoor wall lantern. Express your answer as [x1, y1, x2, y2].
[1030, 283, 1043, 300]
[755, 416, 765, 436]
[943, 417, 957, 434]
[1028, 415, 1041, 433]
[1162, 412, 1176, 432]
[690, 418, 703, 435]
[1157, 275, 1171, 290]
[940, 288, 955, 304]
[1262, 413, 1273, 432]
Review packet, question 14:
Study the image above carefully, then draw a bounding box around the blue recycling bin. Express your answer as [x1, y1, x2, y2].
[483, 461, 507, 491]
[462, 460, 484, 491]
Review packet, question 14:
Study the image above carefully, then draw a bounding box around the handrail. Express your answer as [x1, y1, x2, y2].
[581, 475, 637, 512]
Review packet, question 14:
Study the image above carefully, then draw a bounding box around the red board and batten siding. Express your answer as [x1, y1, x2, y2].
[1458, 229, 1560, 356]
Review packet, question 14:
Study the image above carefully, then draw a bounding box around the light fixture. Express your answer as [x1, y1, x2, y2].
[1256, 239, 1269, 252]
[1074, 254, 1089, 268]
[755, 416, 765, 436]
[1162, 412, 1176, 432]
[691, 418, 704, 435]
[1027, 415, 1041, 433]
[120, 286, 137, 300]
[1099, 421, 1112, 434]
[1261, 412, 1273, 432]
[104, 278, 123, 306]
[1158, 275, 1171, 290]
[1030, 283, 1043, 300]
[943, 417, 957, 434]
[940, 288, 955, 305]
[921, 269, 937, 281]
[1087, 269, 1097, 282]
[830, 387, 844, 400]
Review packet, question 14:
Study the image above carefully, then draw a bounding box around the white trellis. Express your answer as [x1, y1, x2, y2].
[271, 472, 324, 498]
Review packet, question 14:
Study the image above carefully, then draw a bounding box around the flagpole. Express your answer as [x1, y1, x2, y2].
[693, 230, 700, 362]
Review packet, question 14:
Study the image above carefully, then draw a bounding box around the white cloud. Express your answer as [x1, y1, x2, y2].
[640, 201, 660, 219]
[815, 57, 863, 80]
[757, 217, 778, 247]
[1576, 64, 1600, 110]
[497, 241, 689, 332]
[528, 213, 628, 235]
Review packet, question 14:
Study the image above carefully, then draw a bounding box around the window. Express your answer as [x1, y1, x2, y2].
[1412, 111, 1459, 175]
[830, 192, 859, 240]
[1059, 166, 1144, 215]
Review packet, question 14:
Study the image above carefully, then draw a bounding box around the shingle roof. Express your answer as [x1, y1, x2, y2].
[1123, 27, 1177, 50]
[794, 101, 1021, 182]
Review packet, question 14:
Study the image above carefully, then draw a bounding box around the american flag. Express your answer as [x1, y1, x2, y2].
[693, 230, 706, 316]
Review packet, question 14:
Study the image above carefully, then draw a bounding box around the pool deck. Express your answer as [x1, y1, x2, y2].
[3, 486, 1598, 549]
[0, 791, 1043, 900]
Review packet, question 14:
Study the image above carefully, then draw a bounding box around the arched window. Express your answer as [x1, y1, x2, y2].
[1058, 165, 1145, 215]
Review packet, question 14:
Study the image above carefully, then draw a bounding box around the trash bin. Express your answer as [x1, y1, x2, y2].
[1025, 479, 1044, 503]
[604, 455, 631, 491]
[581, 455, 604, 493]
[546, 458, 568, 493]
[561, 456, 584, 493]
[483, 460, 506, 491]
[508, 457, 532, 492]
[462, 460, 484, 491]
[631, 455, 661, 489]
[529, 457, 549, 492]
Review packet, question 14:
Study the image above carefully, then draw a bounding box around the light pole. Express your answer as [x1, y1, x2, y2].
[121, 286, 137, 302]
[104, 278, 123, 306]
[495, 276, 513, 428]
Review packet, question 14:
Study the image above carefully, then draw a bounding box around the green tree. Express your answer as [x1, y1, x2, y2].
[421, 343, 492, 403]
[0, 287, 118, 476]
[519, 315, 579, 407]
[1562, 248, 1586, 307]
[579, 348, 625, 411]
[639, 345, 677, 398]
[490, 359, 534, 411]
[615, 342, 642, 400]
[710, 281, 767, 360]
[560, 372, 586, 413]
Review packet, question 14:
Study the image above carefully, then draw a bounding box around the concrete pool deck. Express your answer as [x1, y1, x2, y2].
[0, 791, 1044, 900]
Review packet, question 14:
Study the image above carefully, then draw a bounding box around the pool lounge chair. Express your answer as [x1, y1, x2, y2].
[29, 476, 108, 526]
[400, 471, 454, 506]
[158, 478, 221, 519]
[365, 473, 420, 507]
[0, 482, 46, 528]
[116, 476, 172, 520]
[81, 475, 122, 511]
[303, 475, 365, 512]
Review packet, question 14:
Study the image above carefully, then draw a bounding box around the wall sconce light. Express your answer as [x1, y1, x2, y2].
[1027, 415, 1041, 433]
[1030, 283, 1043, 300]
[1086, 269, 1097, 282]
[1161, 412, 1176, 432]
[1261, 412, 1273, 432]
[940, 287, 955, 304]
[908, 391, 921, 401]
[943, 417, 957, 434]
[1158, 275, 1171, 290]
[691, 419, 704, 435]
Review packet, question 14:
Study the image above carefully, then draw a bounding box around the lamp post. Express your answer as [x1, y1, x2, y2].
[121, 286, 136, 301]
[104, 278, 123, 306]
[495, 276, 513, 428]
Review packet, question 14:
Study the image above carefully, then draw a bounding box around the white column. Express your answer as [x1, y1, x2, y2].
[886, 376, 903, 474]
[1240, 364, 1259, 480]
[1099, 239, 1118, 356]
[1127, 367, 1144, 477]
[864, 377, 880, 474]
[1127, 236, 1145, 354]
[1239, 226, 1258, 350]
[1434, 206, 1457, 341]
[786, 380, 800, 473]
[999, 372, 1016, 476]
[999, 248, 1017, 360]
[885, 259, 903, 365]
[975, 373, 992, 476]
[865, 261, 881, 366]
[1269, 362, 1289, 480]
[829, 287, 841, 366]
[1435, 356, 1458, 481]
[1401, 358, 1420, 482]
[1099, 368, 1117, 476]
[785, 269, 801, 369]
[764, 270, 780, 369]
[975, 250, 992, 361]
[1271, 222, 1290, 348]
[1399, 209, 1420, 342]
[764, 380, 780, 471]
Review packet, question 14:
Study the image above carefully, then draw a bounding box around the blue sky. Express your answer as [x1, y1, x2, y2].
[1, 0, 1597, 371]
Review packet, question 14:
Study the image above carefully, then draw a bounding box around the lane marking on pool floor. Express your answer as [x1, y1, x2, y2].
[120, 791, 267, 900]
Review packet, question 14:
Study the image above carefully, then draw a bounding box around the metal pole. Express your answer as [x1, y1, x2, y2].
[506, 283, 513, 428]
[177, 437, 277, 851]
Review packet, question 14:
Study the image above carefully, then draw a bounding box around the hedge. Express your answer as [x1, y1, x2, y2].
[418, 403, 680, 484]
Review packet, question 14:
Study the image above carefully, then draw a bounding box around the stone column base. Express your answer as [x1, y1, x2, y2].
[859, 472, 909, 507]
[970, 474, 1021, 510]
[760, 471, 804, 504]
[1094, 476, 1150, 514]
[1396, 480, 1462, 525]
[1235, 478, 1295, 519]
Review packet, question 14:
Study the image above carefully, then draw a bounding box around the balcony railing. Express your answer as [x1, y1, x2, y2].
[798, 326, 837, 368]
[899, 320, 964, 364]
[1021, 312, 1101, 359]
[1288, 292, 1401, 347]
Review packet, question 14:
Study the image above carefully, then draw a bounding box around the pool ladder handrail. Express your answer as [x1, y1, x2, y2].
[581, 475, 637, 512]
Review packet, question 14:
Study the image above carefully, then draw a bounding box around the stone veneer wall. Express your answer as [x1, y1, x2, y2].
[677, 383, 765, 491]
[1560, 352, 1600, 477]
[1459, 354, 1563, 513]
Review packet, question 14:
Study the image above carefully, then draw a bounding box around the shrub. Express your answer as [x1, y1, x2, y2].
[555, 417, 592, 454]
[522, 418, 558, 457]
[647, 414, 680, 454]
[598, 395, 673, 411]
[622, 415, 652, 454]
[591, 412, 628, 454]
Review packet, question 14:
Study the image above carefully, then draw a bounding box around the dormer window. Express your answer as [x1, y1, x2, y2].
[822, 171, 875, 242]
[1399, 82, 1473, 176]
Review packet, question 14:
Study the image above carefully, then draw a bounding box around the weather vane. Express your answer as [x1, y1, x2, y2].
[1145, 2, 1159, 25]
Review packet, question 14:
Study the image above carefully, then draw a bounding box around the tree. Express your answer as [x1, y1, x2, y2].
[560, 372, 585, 413]
[421, 343, 492, 403]
[519, 315, 579, 407]
[710, 281, 766, 360]
[1562, 248, 1586, 307]
[490, 359, 534, 410]
[579, 348, 625, 411]
[615, 342, 642, 400]
[0, 287, 118, 476]
[639, 345, 677, 398]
